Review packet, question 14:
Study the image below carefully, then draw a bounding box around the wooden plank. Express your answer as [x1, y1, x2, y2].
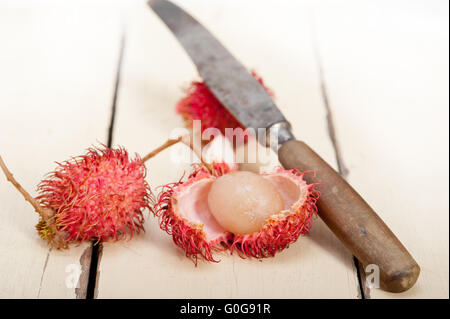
[312, 0, 449, 298]
[0, 2, 121, 298]
[96, 0, 360, 298]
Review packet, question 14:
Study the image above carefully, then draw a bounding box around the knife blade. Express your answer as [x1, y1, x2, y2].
[148, 0, 289, 142]
[148, 0, 420, 293]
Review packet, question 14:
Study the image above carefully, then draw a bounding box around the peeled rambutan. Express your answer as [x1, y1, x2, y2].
[0, 146, 151, 248]
[154, 163, 319, 264]
[176, 71, 273, 145]
[226, 169, 320, 259]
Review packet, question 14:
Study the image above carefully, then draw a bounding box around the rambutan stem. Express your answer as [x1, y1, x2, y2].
[141, 135, 213, 172]
[0, 156, 46, 216]
[142, 136, 183, 163]
[182, 135, 214, 172]
[0, 155, 66, 248]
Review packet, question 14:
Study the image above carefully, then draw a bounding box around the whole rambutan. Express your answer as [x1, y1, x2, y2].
[176, 71, 273, 145]
[0, 146, 151, 248]
[154, 163, 319, 264]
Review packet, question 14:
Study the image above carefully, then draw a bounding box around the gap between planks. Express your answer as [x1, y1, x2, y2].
[80, 31, 126, 300]
[309, 9, 367, 299]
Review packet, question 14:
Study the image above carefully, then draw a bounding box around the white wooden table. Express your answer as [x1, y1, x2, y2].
[0, 0, 448, 299]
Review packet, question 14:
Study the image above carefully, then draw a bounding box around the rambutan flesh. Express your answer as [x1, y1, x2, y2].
[176, 71, 273, 145]
[1, 147, 151, 249]
[227, 169, 320, 259]
[154, 164, 319, 264]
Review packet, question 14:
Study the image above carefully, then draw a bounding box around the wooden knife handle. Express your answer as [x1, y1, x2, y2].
[278, 139, 420, 292]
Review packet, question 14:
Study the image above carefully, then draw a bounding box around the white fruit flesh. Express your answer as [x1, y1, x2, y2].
[207, 171, 284, 235]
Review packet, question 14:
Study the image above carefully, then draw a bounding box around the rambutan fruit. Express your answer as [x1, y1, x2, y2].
[0, 146, 151, 248]
[154, 164, 319, 264]
[176, 71, 273, 145]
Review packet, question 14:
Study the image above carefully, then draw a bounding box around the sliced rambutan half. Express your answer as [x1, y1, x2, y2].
[154, 164, 234, 264]
[176, 71, 273, 145]
[154, 164, 320, 264]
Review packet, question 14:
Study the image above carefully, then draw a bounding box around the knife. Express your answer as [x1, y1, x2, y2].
[148, 0, 420, 293]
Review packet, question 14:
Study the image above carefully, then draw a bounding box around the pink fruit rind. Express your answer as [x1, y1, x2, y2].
[36, 146, 151, 246]
[154, 165, 321, 263]
[229, 168, 320, 259]
[154, 164, 234, 265]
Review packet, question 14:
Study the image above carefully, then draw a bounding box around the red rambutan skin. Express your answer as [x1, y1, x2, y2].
[154, 165, 320, 264]
[154, 164, 234, 265]
[36, 146, 151, 246]
[176, 71, 273, 144]
[230, 169, 320, 259]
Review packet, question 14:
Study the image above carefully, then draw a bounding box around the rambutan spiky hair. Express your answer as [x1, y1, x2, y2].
[0, 146, 152, 249]
[35, 147, 151, 247]
[230, 169, 320, 259]
[154, 163, 234, 264]
[176, 71, 273, 144]
[153, 164, 320, 264]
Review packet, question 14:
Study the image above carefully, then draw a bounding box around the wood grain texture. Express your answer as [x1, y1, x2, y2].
[0, 2, 121, 298]
[311, 0, 449, 298]
[95, 0, 359, 299]
[1, 0, 446, 299]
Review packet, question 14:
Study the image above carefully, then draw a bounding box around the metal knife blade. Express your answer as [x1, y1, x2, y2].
[149, 0, 291, 144]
